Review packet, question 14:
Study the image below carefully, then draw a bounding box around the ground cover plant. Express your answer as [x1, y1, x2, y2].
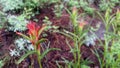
[0, 0, 120, 68]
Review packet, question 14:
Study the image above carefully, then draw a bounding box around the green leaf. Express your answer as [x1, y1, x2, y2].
[105, 9, 111, 23]
[18, 33, 30, 40]
[40, 48, 60, 60]
[96, 11, 105, 23]
[81, 65, 90, 68]
[65, 7, 71, 15]
[58, 31, 74, 40]
[16, 51, 36, 64]
[36, 38, 47, 46]
[38, 25, 46, 36]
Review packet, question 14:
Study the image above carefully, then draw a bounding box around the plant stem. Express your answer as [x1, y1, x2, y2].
[37, 51, 42, 68]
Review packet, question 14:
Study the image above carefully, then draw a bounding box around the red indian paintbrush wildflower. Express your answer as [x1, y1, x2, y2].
[16, 21, 59, 68]
[27, 21, 40, 43]
[16, 21, 46, 50]
[27, 21, 40, 37]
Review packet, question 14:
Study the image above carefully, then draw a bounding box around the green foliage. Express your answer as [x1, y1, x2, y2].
[94, 9, 120, 68]
[79, 0, 94, 14]
[0, 11, 32, 32]
[0, 11, 7, 29]
[0, 8, 34, 32]
[0, 0, 24, 12]
[54, 4, 64, 17]
[0, 0, 59, 12]
[16, 50, 36, 64]
[56, 7, 89, 68]
[65, 0, 94, 14]
[0, 0, 39, 12]
[24, 0, 59, 9]
[43, 16, 59, 30]
[0, 60, 4, 68]
[0, 57, 8, 68]
[96, 33, 120, 68]
[43, 16, 52, 25]
[7, 15, 28, 32]
[67, 0, 79, 8]
[23, 0, 40, 8]
[99, 0, 120, 11]
[16, 22, 60, 68]
[110, 37, 120, 67]
[38, 0, 59, 7]
[66, 8, 88, 68]
[0, 0, 60, 31]
[22, 8, 34, 19]
[114, 9, 120, 35]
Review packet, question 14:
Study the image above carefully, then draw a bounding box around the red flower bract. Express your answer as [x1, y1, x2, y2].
[16, 21, 46, 50]
[26, 21, 46, 46]
[27, 21, 40, 38]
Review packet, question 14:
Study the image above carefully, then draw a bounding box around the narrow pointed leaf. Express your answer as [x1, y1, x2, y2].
[16, 51, 36, 64]
[57, 31, 74, 39]
[40, 48, 60, 60]
[96, 11, 105, 23]
[19, 33, 30, 40]
[36, 38, 47, 46]
[38, 25, 46, 36]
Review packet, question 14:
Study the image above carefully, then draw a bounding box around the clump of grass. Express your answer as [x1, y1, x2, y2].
[56, 7, 90, 68]
[93, 8, 120, 68]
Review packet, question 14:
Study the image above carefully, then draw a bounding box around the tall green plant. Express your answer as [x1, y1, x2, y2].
[16, 21, 59, 68]
[56, 7, 89, 68]
[94, 9, 120, 68]
[114, 9, 120, 35]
